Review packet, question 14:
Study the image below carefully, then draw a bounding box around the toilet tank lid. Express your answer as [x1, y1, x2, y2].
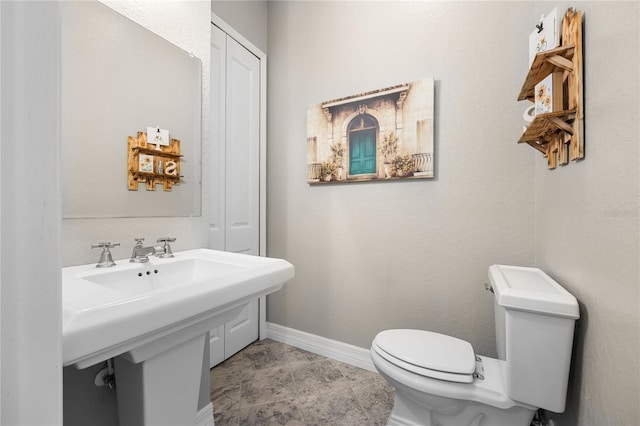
[489, 265, 579, 319]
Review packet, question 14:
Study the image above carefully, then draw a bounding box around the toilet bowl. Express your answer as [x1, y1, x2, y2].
[371, 265, 579, 426]
[371, 330, 536, 426]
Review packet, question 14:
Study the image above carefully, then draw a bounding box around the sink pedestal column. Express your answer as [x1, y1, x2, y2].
[114, 334, 206, 426]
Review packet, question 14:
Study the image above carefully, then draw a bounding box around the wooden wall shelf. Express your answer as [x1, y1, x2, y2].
[518, 45, 575, 101]
[131, 146, 184, 158]
[128, 131, 182, 191]
[517, 8, 583, 169]
[519, 110, 576, 146]
[130, 171, 182, 180]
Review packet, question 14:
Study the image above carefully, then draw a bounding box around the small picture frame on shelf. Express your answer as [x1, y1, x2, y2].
[534, 72, 563, 115]
[528, 7, 560, 65]
[139, 154, 154, 173]
[147, 127, 170, 148]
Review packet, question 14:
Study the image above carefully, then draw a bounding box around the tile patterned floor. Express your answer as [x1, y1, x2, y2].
[209, 339, 395, 426]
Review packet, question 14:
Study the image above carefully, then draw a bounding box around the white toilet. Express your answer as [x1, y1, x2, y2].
[371, 265, 579, 426]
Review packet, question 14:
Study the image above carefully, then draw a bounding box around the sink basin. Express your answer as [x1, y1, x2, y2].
[62, 248, 294, 368]
[81, 257, 246, 296]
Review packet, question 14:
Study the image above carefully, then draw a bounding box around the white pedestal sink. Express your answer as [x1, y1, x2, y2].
[62, 249, 294, 426]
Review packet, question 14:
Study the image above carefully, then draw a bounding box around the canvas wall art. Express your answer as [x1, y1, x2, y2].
[307, 77, 434, 184]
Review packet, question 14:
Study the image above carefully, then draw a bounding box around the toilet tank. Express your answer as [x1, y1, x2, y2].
[489, 265, 579, 413]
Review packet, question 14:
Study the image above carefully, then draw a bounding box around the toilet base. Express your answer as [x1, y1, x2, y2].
[387, 390, 535, 426]
[371, 348, 536, 426]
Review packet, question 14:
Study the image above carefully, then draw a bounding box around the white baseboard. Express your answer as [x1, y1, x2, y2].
[265, 322, 376, 372]
[196, 402, 214, 426]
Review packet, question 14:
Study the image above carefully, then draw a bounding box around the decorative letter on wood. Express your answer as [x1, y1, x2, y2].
[128, 132, 183, 191]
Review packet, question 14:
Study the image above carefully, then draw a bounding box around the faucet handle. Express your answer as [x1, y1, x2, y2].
[133, 237, 145, 247]
[91, 242, 120, 249]
[91, 242, 119, 268]
[156, 237, 176, 258]
[156, 237, 176, 243]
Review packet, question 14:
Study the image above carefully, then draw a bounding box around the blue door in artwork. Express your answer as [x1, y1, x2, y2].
[349, 130, 376, 175]
[348, 115, 378, 175]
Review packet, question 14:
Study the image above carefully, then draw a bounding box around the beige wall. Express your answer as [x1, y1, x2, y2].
[534, 2, 640, 426]
[266, 1, 639, 425]
[266, 0, 536, 359]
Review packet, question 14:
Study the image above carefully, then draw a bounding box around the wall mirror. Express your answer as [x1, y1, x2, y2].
[61, 1, 202, 218]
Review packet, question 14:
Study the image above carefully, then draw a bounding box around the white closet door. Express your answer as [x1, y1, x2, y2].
[209, 24, 262, 368]
[225, 35, 260, 255]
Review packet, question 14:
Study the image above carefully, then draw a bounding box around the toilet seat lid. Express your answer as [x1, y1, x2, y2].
[373, 329, 476, 383]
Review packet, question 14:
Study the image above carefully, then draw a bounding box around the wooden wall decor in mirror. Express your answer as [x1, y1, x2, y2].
[518, 7, 584, 169]
[61, 1, 201, 218]
[128, 132, 183, 191]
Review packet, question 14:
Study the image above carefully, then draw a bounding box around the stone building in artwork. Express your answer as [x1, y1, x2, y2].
[306, 78, 434, 183]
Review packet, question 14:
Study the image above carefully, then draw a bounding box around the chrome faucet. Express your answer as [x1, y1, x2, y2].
[130, 237, 176, 262]
[92, 242, 120, 268]
[129, 237, 156, 263]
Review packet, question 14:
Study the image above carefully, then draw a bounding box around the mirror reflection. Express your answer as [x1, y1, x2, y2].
[61, 1, 202, 218]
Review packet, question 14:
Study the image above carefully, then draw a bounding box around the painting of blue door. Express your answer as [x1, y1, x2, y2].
[306, 77, 435, 184]
[348, 115, 377, 175]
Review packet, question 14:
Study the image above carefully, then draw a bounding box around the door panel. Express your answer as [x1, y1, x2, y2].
[209, 324, 225, 368]
[224, 299, 259, 358]
[225, 37, 260, 255]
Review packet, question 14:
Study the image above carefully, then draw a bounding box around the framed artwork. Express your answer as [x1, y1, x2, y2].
[139, 154, 154, 173]
[307, 77, 434, 184]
